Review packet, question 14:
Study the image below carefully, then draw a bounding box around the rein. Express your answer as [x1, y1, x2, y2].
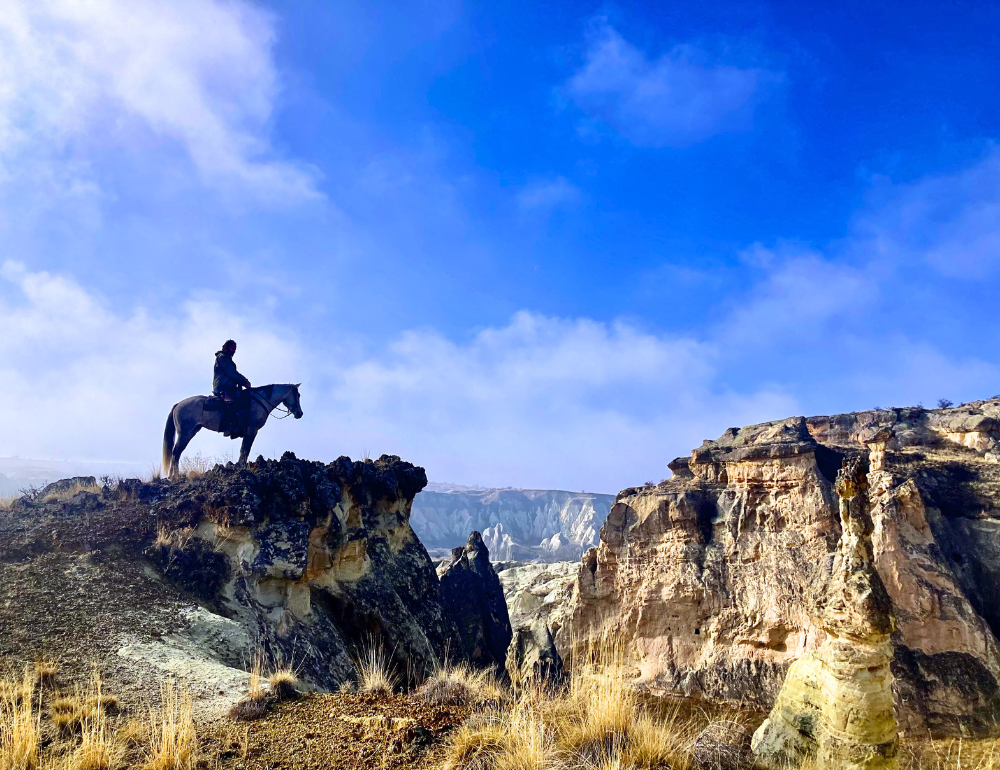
[248, 388, 296, 422]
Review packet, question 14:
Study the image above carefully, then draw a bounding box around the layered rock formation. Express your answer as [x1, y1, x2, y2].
[507, 620, 566, 688]
[0, 453, 467, 717]
[752, 454, 899, 770]
[437, 531, 512, 670]
[412, 485, 613, 562]
[568, 400, 1000, 735]
[496, 561, 576, 648]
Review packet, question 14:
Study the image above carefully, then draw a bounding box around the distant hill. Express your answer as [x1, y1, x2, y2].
[411, 484, 614, 562]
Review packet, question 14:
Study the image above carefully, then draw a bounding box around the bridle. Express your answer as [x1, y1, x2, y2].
[248, 387, 300, 422]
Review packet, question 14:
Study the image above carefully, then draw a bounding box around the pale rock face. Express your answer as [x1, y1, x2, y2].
[411, 485, 613, 562]
[752, 454, 899, 770]
[567, 401, 1000, 735]
[496, 561, 577, 648]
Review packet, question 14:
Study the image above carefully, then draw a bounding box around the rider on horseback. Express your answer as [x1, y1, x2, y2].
[213, 340, 251, 436]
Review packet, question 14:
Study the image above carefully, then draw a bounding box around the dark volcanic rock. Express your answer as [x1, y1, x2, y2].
[0, 453, 465, 716]
[438, 531, 512, 671]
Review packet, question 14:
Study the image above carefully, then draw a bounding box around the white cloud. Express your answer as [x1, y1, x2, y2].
[0, 260, 306, 463]
[565, 20, 769, 147]
[0, 262, 796, 491]
[0, 0, 318, 204]
[516, 177, 583, 212]
[860, 146, 1000, 279]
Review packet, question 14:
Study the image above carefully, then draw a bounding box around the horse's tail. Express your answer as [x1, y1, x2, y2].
[162, 409, 176, 477]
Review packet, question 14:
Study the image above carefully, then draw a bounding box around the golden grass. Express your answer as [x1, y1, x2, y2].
[33, 661, 59, 688]
[145, 680, 195, 770]
[0, 670, 40, 770]
[70, 678, 125, 770]
[353, 641, 399, 696]
[418, 662, 505, 707]
[267, 668, 299, 702]
[900, 736, 1000, 770]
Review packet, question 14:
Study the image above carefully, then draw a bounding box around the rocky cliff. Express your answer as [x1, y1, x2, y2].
[0, 453, 470, 717]
[411, 485, 613, 562]
[568, 401, 1000, 736]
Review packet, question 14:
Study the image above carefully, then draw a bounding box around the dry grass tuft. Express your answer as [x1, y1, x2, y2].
[180, 453, 227, 479]
[71, 678, 126, 770]
[441, 637, 702, 770]
[267, 669, 299, 702]
[33, 660, 59, 687]
[145, 679, 196, 770]
[418, 663, 505, 707]
[0, 670, 40, 770]
[353, 640, 399, 696]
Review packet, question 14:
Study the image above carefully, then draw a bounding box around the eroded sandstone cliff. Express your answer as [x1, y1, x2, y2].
[568, 400, 1000, 735]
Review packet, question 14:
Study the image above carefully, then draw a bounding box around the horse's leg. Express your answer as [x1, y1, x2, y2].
[172, 425, 201, 476]
[239, 428, 258, 466]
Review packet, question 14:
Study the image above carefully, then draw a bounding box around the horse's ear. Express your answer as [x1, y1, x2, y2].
[295, 383, 301, 388]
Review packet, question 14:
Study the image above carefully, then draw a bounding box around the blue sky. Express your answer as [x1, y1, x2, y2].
[2, 0, 1000, 492]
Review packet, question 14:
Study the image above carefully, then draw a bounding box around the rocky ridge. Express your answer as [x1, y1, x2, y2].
[0, 453, 482, 718]
[568, 400, 1000, 736]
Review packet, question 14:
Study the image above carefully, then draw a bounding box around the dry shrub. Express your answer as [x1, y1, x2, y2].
[0, 670, 40, 770]
[418, 663, 505, 707]
[180, 453, 226, 479]
[353, 640, 399, 695]
[267, 669, 299, 702]
[227, 697, 269, 722]
[146, 680, 195, 770]
[901, 736, 1000, 770]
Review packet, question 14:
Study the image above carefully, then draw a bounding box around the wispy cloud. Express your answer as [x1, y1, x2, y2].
[0, 0, 320, 205]
[565, 19, 772, 147]
[516, 177, 583, 212]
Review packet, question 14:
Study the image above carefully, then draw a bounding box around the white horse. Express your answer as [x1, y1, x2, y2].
[162, 384, 303, 477]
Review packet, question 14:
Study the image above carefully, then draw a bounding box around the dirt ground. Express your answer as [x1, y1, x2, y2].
[200, 692, 470, 770]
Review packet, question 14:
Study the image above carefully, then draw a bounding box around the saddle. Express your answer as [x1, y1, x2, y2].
[206, 392, 249, 439]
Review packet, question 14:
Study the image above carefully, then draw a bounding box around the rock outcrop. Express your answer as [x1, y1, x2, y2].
[0, 453, 467, 717]
[507, 619, 566, 688]
[412, 485, 613, 562]
[568, 400, 1000, 735]
[438, 531, 512, 670]
[752, 454, 899, 770]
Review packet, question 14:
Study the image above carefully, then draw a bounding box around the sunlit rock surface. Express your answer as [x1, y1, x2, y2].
[568, 400, 1000, 735]
[752, 452, 899, 770]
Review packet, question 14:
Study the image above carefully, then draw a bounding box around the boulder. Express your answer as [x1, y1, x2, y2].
[438, 531, 512, 670]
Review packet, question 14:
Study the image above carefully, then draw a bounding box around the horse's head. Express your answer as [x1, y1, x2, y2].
[284, 384, 304, 419]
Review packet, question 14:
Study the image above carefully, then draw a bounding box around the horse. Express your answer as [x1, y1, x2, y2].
[162, 384, 303, 477]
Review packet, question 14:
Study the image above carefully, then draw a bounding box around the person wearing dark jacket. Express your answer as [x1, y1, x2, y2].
[213, 340, 252, 437]
[213, 339, 251, 400]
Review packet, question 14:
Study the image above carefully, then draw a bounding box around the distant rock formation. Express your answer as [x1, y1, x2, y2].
[411, 485, 612, 562]
[438, 531, 513, 670]
[0, 453, 471, 717]
[752, 453, 899, 770]
[496, 561, 576, 650]
[567, 400, 1000, 735]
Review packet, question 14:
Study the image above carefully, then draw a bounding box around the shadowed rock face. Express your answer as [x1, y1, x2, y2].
[438, 531, 512, 670]
[752, 454, 899, 770]
[568, 401, 1000, 735]
[0, 453, 464, 717]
